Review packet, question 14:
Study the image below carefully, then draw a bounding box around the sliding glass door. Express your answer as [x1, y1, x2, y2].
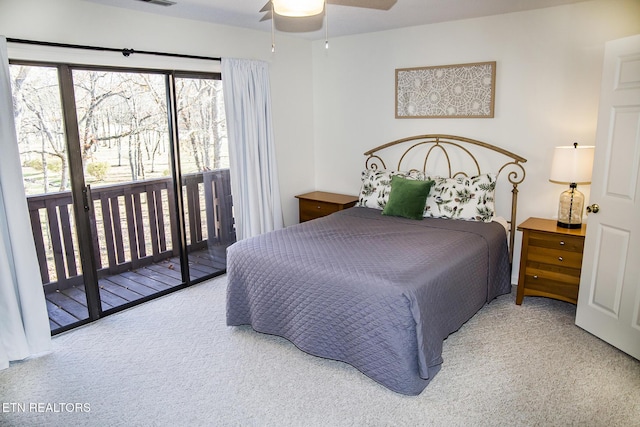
[71, 68, 184, 312]
[10, 64, 92, 330]
[174, 75, 234, 281]
[9, 62, 232, 334]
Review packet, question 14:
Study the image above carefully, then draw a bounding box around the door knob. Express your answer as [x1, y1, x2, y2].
[586, 203, 600, 214]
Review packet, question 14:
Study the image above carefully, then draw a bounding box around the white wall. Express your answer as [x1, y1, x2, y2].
[0, 0, 315, 226]
[311, 0, 640, 282]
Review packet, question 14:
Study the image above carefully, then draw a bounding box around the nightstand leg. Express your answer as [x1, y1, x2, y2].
[516, 285, 524, 305]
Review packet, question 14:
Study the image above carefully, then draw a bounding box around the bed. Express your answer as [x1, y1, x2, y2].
[226, 134, 526, 395]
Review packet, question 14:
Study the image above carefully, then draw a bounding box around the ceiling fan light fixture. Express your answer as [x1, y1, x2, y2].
[272, 0, 325, 17]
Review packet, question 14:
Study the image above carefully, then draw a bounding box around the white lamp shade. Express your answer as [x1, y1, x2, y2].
[549, 145, 595, 185]
[272, 0, 325, 17]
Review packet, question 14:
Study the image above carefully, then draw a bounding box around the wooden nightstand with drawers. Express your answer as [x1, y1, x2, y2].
[295, 191, 359, 223]
[516, 217, 587, 305]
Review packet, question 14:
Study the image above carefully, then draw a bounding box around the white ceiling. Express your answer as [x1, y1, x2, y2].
[84, 0, 591, 40]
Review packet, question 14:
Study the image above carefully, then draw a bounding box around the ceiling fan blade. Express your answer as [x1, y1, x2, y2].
[259, 10, 273, 22]
[259, 1, 272, 21]
[259, 1, 271, 13]
[328, 0, 397, 10]
[259, 0, 397, 22]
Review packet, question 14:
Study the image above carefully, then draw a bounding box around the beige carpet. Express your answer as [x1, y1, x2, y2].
[1, 275, 639, 427]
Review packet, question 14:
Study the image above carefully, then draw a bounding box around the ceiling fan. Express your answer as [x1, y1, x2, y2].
[259, 0, 397, 21]
[261, 0, 396, 51]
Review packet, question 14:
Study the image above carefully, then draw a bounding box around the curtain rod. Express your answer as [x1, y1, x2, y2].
[6, 38, 221, 62]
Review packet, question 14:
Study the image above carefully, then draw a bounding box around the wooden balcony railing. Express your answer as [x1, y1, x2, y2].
[27, 169, 235, 292]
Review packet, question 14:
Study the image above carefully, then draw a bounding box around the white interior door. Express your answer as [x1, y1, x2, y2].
[575, 34, 640, 360]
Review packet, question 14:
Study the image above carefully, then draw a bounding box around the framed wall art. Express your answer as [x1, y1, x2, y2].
[395, 61, 496, 118]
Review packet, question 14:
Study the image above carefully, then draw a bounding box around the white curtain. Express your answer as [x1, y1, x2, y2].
[222, 58, 283, 240]
[0, 36, 52, 370]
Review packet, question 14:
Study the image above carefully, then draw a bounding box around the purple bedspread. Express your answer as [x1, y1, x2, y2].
[226, 207, 511, 395]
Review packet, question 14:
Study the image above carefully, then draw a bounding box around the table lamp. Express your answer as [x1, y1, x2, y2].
[549, 142, 595, 228]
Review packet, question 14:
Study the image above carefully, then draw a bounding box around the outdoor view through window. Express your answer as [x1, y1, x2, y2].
[10, 63, 233, 333]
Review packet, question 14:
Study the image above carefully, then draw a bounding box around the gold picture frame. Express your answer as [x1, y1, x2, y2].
[395, 61, 496, 118]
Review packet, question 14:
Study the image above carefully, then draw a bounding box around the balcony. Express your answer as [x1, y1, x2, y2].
[27, 169, 235, 332]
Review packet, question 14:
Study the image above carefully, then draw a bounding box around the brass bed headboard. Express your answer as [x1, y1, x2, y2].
[364, 134, 527, 263]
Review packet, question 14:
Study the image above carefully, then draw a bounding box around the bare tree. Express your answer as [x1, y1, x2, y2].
[11, 65, 227, 194]
[176, 78, 227, 172]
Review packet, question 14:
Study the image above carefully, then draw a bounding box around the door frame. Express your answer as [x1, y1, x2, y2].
[58, 64, 102, 322]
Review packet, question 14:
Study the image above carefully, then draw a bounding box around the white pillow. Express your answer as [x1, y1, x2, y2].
[424, 173, 497, 222]
[357, 169, 427, 210]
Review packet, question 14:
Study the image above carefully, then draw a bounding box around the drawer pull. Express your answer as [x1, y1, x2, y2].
[558, 256, 563, 262]
[559, 241, 565, 246]
[317, 206, 321, 209]
[533, 275, 538, 279]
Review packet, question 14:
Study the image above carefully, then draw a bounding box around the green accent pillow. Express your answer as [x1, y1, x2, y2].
[382, 176, 434, 220]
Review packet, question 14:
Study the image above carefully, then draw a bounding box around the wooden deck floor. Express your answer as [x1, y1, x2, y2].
[45, 247, 227, 332]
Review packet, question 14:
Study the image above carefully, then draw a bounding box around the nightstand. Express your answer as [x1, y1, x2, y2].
[295, 191, 359, 222]
[516, 217, 587, 305]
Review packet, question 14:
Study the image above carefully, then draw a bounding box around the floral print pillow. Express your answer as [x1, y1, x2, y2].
[358, 169, 428, 210]
[424, 173, 497, 222]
